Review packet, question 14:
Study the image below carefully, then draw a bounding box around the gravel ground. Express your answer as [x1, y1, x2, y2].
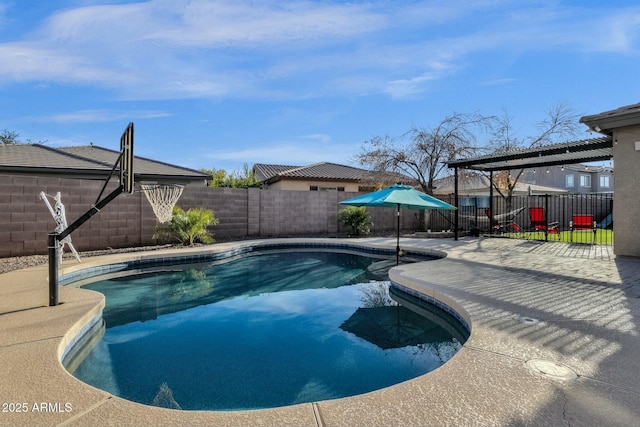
[0, 244, 189, 274]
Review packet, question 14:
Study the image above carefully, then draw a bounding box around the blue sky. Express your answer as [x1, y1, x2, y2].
[1, 1, 638, 174]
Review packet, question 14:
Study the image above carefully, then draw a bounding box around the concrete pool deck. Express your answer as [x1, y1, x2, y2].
[1, 236, 639, 426]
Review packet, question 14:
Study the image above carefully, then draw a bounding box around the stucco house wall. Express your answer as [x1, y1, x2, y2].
[579, 102, 640, 258]
[612, 124, 640, 257]
[267, 179, 360, 192]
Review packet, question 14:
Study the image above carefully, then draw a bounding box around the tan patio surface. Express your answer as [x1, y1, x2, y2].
[1, 237, 639, 426]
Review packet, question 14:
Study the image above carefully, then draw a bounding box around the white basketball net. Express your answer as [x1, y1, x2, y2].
[141, 184, 184, 223]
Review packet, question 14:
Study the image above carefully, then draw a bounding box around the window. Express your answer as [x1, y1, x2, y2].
[311, 186, 345, 191]
[580, 175, 591, 188]
[565, 174, 574, 188]
[599, 175, 610, 188]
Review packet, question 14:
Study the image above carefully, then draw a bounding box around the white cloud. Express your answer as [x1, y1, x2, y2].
[204, 134, 358, 167]
[585, 11, 640, 53]
[147, 0, 385, 48]
[22, 109, 173, 124]
[480, 77, 519, 87]
[0, 42, 125, 84]
[1, 1, 638, 102]
[384, 60, 457, 99]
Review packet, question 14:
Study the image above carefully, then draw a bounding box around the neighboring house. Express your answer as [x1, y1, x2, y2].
[433, 174, 568, 196]
[0, 143, 211, 185]
[519, 164, 614, 193]
[253, 162, 413, 191]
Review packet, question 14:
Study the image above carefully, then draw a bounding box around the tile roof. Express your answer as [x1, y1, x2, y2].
[59, 145, 209, 179]
[0, 144, 112, 173]
[0, 144, 210, 182]
[253, 162, 418, 188]
[253, 163, 300, 181]
[278, 162, 366, 180]
[254, 162, 368, 183]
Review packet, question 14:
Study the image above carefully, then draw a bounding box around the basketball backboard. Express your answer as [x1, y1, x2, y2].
[119, 122, 134, 193]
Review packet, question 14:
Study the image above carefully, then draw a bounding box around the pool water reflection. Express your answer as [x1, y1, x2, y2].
[65, 251, 468, 410]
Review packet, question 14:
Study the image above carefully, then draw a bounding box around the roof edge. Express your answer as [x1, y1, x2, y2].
[580, 102, 640, 135]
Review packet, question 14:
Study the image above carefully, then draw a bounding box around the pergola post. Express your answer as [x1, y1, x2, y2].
[454, 167, 459, 240]
[489, 171, 494, 232]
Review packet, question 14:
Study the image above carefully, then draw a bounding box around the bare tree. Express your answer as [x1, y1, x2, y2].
[488, 103, 581, 209]
[356, 112, 491, 195]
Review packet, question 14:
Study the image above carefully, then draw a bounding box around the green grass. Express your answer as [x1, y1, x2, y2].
[504, 229, 614, 245]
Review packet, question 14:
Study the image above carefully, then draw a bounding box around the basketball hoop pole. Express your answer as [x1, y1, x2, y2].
[48, 123, 134, 307]
[48, 187, 124, 306]
[48, 232, 59, 306]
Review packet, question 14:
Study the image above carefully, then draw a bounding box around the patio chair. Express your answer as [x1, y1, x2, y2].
[570, 214, 597, 244]
[528, 207, 559, 237]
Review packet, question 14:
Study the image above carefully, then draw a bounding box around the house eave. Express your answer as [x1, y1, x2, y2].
[0, 167, 211, 184]
[0, 166, 110, 177]
[579, 105, 640, 135]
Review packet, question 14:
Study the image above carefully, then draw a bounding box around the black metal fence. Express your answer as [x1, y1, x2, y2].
[430, 193, 613, 245]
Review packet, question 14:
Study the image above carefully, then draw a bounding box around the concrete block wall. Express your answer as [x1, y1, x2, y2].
[256, 189, 333, 237]
[0, 175, 149, 257]
[247, 188, 260, 237]
[1, 175, 409, 257]
[178, 186, 249, 240]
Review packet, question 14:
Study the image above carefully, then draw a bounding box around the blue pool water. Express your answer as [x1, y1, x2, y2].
[65, 250, 468, 411]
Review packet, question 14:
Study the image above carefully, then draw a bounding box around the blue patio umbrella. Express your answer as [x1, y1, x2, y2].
[340, 184, 456, 264]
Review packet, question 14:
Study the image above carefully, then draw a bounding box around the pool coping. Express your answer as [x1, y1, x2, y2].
[1, 237, 639, 426]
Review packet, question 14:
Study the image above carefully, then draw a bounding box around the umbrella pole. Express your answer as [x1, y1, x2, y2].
[396, 204, 400, 265]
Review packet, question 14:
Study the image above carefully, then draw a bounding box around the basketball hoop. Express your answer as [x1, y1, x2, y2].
[141, 184, 184, 223]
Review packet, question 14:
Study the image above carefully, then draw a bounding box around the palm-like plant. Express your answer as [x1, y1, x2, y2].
[339, 206, 372, 236]
[155, 206, 219, 246]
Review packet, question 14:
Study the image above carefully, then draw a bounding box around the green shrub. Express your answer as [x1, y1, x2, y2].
[154, 206, 219, 246]
[339, 206, 372, 236]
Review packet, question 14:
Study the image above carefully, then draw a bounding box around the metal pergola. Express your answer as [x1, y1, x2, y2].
[447, 136, 613, 240]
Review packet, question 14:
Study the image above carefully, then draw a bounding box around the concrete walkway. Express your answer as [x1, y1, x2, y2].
[1, 237, 639, 426]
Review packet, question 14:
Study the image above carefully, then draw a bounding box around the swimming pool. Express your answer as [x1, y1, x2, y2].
[64, 248, 468, 411]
